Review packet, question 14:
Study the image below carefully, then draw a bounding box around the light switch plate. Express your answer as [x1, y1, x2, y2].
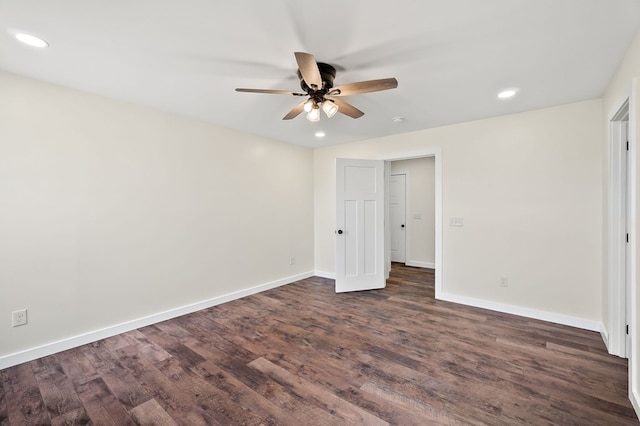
[449, 217, 464, 227]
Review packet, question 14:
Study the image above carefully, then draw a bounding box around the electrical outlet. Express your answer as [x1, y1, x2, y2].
[290, 256, 295, 265]
[499, 277, 509, 288]
[12, 309, 28, 327]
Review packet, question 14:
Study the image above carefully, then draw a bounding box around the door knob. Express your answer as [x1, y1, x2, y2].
[336, 229, 344, 234]
[401, 224, 405, 228]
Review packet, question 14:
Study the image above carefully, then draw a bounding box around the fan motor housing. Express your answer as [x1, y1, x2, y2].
[298, 62, 336, 94]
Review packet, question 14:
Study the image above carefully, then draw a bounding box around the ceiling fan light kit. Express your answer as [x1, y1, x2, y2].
[235, 52, 398, 122]
[307, 104, 321, 122]
[322, 100, 339, 118]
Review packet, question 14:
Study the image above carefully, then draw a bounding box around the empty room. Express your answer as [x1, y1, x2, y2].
[2, 1, 640, 424]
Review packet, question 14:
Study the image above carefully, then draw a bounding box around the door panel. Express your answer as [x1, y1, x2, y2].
[390, 174, 406, 262]
[336, 159, 385, 293]
[345, 200, 358, 277]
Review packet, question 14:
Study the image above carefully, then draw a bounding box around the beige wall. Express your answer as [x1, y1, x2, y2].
[390, 157, 436, 266]
[315, 100, 603, 324]
[0, 72, 314, 360]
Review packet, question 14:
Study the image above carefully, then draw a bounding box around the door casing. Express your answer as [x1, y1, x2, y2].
[608, 98, 630, 358]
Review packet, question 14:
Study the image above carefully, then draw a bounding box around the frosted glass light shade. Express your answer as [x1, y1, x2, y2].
[303, 99, 314, 112]
[322, 101, 339, 118]
[306, 107, 320, 122]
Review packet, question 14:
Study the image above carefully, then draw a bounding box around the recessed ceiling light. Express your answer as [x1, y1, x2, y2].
[497, 88, 518, 99]
[392, 116, 405, 124]
[315, 131, 325, 138]
[10, 30, 49, 48]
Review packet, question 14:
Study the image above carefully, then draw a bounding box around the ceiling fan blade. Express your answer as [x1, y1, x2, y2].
[330, 98, 365, 118]
[283, 100, 307, 120]
[329, 78, 398, 96]
[294, 52, 323, 90]
[235, 88, 306, 96]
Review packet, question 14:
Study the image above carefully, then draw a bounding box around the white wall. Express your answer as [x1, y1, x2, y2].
[390, 157, 436, 267]
[0, 72, 314, 364]
[602, 28, 640, 413]
[315, 100, 603, 327]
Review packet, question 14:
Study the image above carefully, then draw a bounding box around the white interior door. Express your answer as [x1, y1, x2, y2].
[335, 158, 385, 293]
[390, 174, 406, 263]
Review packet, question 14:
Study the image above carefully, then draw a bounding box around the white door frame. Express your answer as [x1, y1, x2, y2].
[607, 79, 640, 418]
[627, 78, 640, 414]
[608, 98, 630, 358]
[380, 147, 443, 297]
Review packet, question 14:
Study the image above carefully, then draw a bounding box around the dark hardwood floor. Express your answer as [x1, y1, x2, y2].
[1, 264, 638, 425]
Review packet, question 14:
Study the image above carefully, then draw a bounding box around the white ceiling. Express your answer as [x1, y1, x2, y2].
[1, 1, 639, 148]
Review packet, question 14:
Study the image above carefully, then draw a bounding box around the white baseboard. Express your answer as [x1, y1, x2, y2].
[315, 270, 336, 279]
[405, 261, 435, 269]
[0, 271, 314, 370]
[438, 292, 601, 332]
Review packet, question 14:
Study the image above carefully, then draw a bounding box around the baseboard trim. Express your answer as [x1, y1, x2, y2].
[0, 271, 314, 370]
[438, 292, 601, 332]
[315, 270, 336, 279]
[405, 261, 435, 269]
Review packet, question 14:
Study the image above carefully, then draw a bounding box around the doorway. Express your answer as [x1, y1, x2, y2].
[333, 149, 442, 296]
[382, 148, 442, 296]
[389, 158, 436, 270]
[608, 98, 630, 358]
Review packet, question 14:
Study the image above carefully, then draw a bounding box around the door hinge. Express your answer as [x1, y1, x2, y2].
[627, 141, 630, 151]
[627, 324, 629, 335]
[627, 233, 629, 243]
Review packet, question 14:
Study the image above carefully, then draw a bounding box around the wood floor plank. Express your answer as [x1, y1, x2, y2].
[129, 398, 177, 426]
[0, 263, 638, 424]
[192, 359, 304, 426]
[248, 356, 389, 425]
[360, 381, 463, 425]
[225, 358, 336, 425]
[32, 355, 85, 420]
[267, 350, 440, 425]
[1, 363, 49, 425]
[75, 377, 135, 425]
[80, 343, 154, 410]
[0, 374, 9, 425]
[115, 347, 225, 425]
[49, 407, 91, 426]
[56, 347, 100, 387]
[157, 355, 266, 425]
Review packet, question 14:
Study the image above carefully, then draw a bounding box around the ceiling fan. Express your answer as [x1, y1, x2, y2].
[235, 52, 398, 122]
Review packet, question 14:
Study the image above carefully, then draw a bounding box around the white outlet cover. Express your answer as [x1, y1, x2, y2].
[12, 309, 28, 327]
[449, 217, 464, 227]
